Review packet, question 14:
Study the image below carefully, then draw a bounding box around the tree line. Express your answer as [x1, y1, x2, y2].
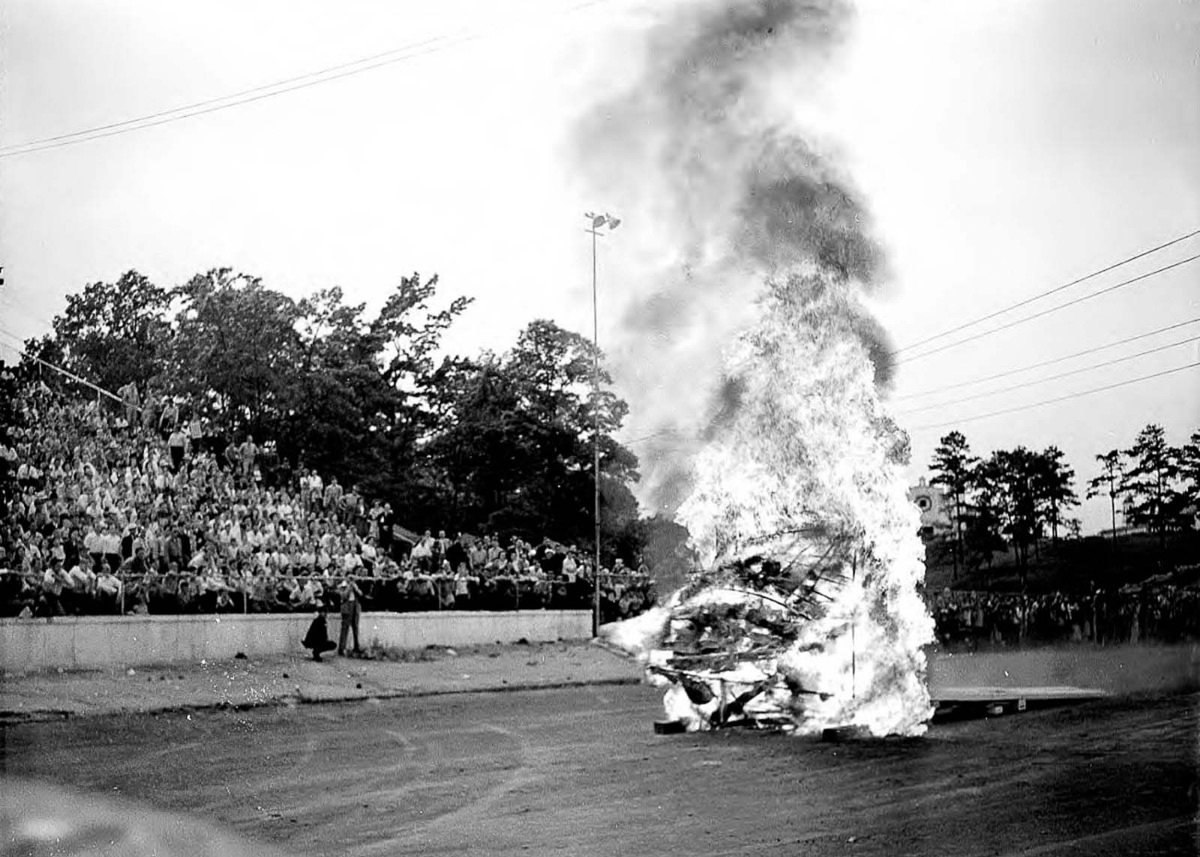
[19, 268, 674, 563]
[929, 425, 1200, 585]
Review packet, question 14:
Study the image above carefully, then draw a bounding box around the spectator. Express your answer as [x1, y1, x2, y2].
[337, 577, 363, 657]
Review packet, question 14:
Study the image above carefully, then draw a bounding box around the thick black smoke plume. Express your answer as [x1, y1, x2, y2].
[577, 0, 895, 513]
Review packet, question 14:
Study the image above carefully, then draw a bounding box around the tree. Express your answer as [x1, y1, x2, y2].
[1033, 445, 1078, 549]
[929, 431, 978, 581]
[282, 286, 390, 488]
[365, 274, 474, 518]
[1086, 449, 1125, 547]
[1121, 424, 1186, 553]
[1178, 430, 1200, 530]
[963, 463, 1006, 573]
[978, 447, 1042, 588]
[169, 269, 304, 436]
[31, 270, 171, 394]
[427, 320, 638, 551]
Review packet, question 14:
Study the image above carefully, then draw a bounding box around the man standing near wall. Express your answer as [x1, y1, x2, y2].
[337, 576, 364, 657]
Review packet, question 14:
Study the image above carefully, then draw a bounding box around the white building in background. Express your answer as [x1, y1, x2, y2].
[908, 477, 953, 540]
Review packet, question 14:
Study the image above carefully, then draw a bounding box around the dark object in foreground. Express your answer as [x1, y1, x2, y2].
[653, 719, 688, 734]
[301, 614, 337, 661]
[821, 725, 872, 742]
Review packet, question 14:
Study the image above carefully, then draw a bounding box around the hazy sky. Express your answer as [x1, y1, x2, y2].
[1, 0, 1197, 534]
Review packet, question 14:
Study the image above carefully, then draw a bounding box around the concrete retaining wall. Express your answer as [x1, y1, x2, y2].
[0, 611, 593, 672]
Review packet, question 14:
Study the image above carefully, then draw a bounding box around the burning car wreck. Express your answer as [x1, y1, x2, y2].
[583, 0, 937, 735]
[607, 273, 937, 739]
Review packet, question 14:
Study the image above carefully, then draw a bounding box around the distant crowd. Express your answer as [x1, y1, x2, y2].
[0, 379, 655, 623]
[927, 585, 1200, 648]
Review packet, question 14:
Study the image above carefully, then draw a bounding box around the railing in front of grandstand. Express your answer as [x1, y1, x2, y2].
[0, 570, 659, 623]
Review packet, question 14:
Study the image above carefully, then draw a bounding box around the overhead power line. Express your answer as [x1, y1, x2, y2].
[894, 334, 1200, 417]
[904, 360, 1200, 432]
[891, 228, 1200, 356]
[894, 316, 1200, 401]
[895, 252, 1200, 366]
[0, 35, 451, 154]
[0, 0, 610, 159]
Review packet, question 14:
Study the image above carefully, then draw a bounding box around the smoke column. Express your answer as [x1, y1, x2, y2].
[578, 0, 894, 513]
[581, 0, 935, 736]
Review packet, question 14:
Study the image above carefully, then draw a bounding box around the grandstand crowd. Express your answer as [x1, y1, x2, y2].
[0, 376, 656, 623]
[928, 585, 1200, 648]
[3, 371, 1197, 650]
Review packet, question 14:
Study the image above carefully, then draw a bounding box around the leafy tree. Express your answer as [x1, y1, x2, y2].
[978, 447, 1042, 587]
[31, 270, 171, 394]
[929, 431, 978, 580]
[427, 320, 638, 551]
[169, 269, 304, 436]
[366, 274, 474, 517]
[1033, 445, 1078, 549]
[285, 286, 391, 488]
[1086, 449, 1125, 547]
[963, 463, 1007, 572]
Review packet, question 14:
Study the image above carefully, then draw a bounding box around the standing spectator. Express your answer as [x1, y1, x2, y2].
[40, 556, 67, 616]
[167, 428, 188, 473]
[446, 533, 469, 575]
[187, 413, 205, 457]
[323, 477, 342, 515]
[412, 530, 434, 574]
[337, 576, 364, 657]
[118, 382, 140, 429]
[433, 530, 450, 574]
[238, 435, 258, 481]
[377, 502, 394, 556]
[468, 538, 487, 574]
[222, 437, 239, 472]
[158, 398, 179, 439]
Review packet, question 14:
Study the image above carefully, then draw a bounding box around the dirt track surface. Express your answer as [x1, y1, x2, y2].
[0, 641, 641, 721]
[3, 684, 1197, 857]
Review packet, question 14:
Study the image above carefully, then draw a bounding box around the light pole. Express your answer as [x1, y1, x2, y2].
[584, 211, 620, 637]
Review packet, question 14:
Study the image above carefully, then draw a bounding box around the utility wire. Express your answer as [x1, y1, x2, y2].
[894, 334, 1200, 417]
[904, 361, 1200, 432]
[623, 428, 690, 446]
[890, 228, 1200, 356]
[0, 0, 610, 159]
[895, 252, 1200, 366]
[0, 36, 448, 154]
[894, 316, 1200, 401]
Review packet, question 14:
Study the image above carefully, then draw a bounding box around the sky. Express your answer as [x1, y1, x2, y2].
[1, 0, 1198, 535]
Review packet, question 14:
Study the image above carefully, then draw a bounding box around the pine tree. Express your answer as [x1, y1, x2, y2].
[929, 431, 978, 581]
[1176, 430, 1200, 531]
[1086, 449, 1125, 547]
[1121, 424, 1185, 554]
[1034, 446, 1079, 549]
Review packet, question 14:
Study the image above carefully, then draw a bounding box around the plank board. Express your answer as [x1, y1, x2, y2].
[933, 685, 1108, 705]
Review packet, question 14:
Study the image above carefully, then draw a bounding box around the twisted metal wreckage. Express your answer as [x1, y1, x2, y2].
[638, 526, 875, 732]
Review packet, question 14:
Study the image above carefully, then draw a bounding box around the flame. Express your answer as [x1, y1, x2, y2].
[584, 1, 935, 735]
[626, 272, 935, 736]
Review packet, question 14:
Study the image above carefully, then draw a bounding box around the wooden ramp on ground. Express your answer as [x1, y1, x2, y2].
[933, 685, 1108, 714]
